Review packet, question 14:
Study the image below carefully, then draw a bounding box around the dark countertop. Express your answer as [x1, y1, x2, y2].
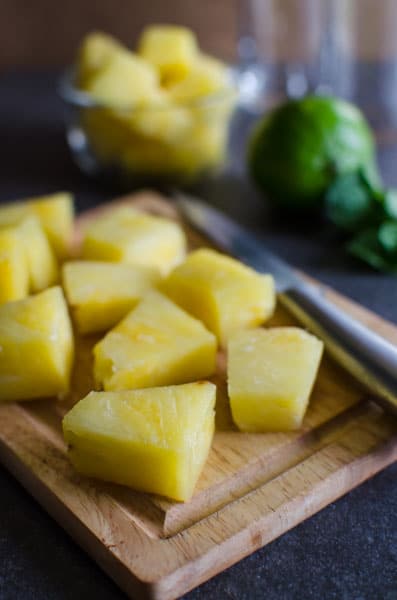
[0, 71, 396, 600]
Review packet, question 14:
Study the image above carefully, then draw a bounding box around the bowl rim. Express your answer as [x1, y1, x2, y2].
[58, 67, 239, 112]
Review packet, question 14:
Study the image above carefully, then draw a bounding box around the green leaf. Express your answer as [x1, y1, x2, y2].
[348, 227, 397, 273]
[383, 189, 397, 219]
[358, 164, 383, 200]
[325, 171, 379, 232]
[378, 220, 397, 255]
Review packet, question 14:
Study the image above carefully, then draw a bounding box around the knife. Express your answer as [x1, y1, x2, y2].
[176, 193, 397, 417]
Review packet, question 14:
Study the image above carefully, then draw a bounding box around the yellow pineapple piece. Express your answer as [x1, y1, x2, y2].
[0, 192, 74, 259]
[138, 25, 198, 84]
[162, 248, 275, 345]
[182, 120, 229, 174]
[0, 229, 29, 304]
[82, 48, 160, 108]
[168, 53, 232, 102]
[76, 31, 124, 86]
[62, 260, 160, 334]
[120, 136, 170, 175]
[14, 217, 58, 292]
[228, 328, 324, 432]
[63, 381, 216, 501]
[82, 89, 168, 163]
[195, 122, 229, 168]
[82, 206, 186, 275]
[26, 192, 74, 259]
[0, 217, 58, 293]
[0, 286, 74, 403]
[127, 100, 193, 144]
[122, 104, 226, 177]
[94, 290, 216, 391]
[81, 107, 132, 163]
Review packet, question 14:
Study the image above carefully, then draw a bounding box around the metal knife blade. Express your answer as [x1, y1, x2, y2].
[176, 193, 309, 293]
[175, 192, 397, 416]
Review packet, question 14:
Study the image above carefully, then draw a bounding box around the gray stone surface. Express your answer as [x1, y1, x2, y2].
[0, 71, 396, 600]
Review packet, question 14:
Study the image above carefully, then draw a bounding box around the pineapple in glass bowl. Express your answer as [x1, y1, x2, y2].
[59, 27, 238, 188]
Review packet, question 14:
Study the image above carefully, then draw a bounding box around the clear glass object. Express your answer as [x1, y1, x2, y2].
[236, 0, 330, 112]
[330, 0, 397, 127]
[59, 70, 237, 189]
[237, 0, 397, 127]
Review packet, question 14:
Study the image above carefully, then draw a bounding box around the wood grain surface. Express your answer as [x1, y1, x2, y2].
[0, 191, 396, 600]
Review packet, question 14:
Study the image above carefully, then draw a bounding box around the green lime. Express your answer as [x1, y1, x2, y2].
[248, 95, 379, 210]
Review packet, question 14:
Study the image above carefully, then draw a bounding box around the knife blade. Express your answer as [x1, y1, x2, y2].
[176, 193, 397, 416]
[176, 193, 310, 293]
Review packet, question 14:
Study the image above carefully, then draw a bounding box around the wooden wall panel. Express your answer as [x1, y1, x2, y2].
[2, 1, 395, 70]
[1, 0, 238, 68]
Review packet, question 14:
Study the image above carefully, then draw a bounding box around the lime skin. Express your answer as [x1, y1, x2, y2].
[248, 96, 379, 210]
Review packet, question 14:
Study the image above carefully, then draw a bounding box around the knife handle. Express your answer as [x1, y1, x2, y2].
[279, 285, 397, 416]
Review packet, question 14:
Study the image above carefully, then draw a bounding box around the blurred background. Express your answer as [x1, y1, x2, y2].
[2, 0, 397, 202]
[4, 0, 397, 125]
[3, 0, 397, 197]
[1, 0, 238, 68]
[4, 0, 397, 69]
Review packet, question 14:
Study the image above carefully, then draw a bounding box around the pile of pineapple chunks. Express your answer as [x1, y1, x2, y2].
[75, 26, 237, 180]
[0, 193, 323, 502]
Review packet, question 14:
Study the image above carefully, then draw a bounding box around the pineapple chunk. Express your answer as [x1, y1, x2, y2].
[0, 287, 74, 403]
[0, 192, 74, 259]
[63, 382, 215, 501]
[121, 119, 228, 179]
[228, 328, 324, 432]
[168, 53, 231, 102]
[82, 49, 160, 108]
[76, 31, 124, 86]
[81, 107, 132, 163]
[82, 206, 186, 275]
[121, 136, 180, 177]
[26, 192, 74, 259]
[138, 25, 198, 84]
[0, 229, 29, 304]
[94, 290, 216, 391]
[14, 217, 58, 292]
[181, 120, 229, 174]
[0, 217, 58, 293]
[127, 101, 193, 144]
[62, 260, 160, 334]
[162, 248, 275, 345]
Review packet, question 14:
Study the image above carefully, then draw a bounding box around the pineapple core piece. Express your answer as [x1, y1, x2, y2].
[0, 229, 29, 304]
[82, 206, 186, 275]
[94, 290, 216, 391]
[138, 25, 198, 83]
[63, 381, 216, 501]
[62, 260, 160, 334]
[228, 327, 324, 432]
[0, 192, 74, 259]
[0, 287, 74, 403]
[162, 248, 275, 345]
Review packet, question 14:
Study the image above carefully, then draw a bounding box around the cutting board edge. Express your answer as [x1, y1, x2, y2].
[1, 406, 396, 600]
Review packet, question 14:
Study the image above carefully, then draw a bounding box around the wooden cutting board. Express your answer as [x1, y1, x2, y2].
[0, 191, 396, 600]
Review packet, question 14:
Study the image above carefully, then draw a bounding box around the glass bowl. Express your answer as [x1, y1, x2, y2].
[59, 69, 238, 189]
